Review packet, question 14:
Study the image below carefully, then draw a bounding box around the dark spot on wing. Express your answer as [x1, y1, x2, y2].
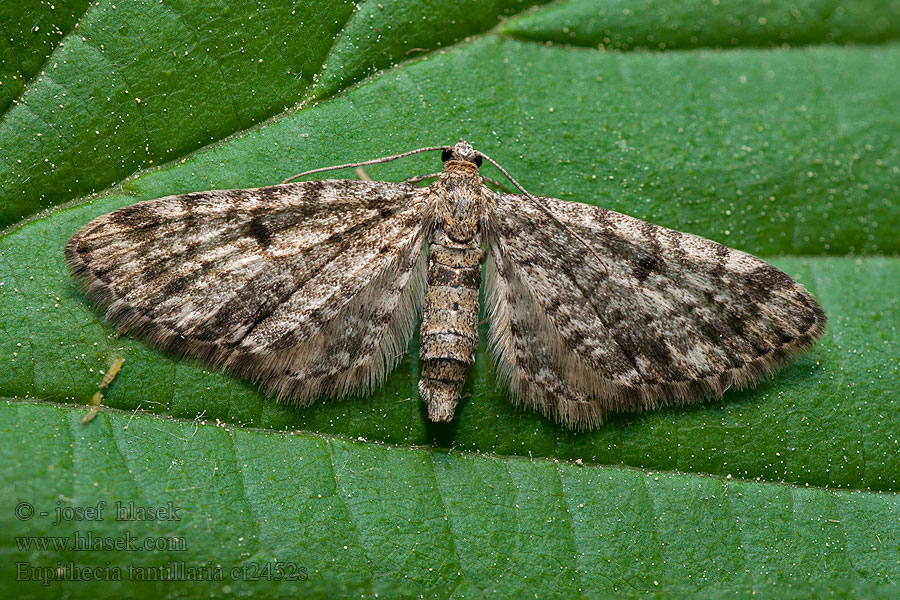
[633, 255, 659, 282]
[301, 180, 325, 197]
[713, 244, 731, 277]
[640, 220, 659, 243]
[593, 206, 611, 225]
[112, 203, 155, 229]
[545, 295, 561, 312]
[182, 212, 199, 230]
[140, 257, 169, 284]
[753, 265, 795, 292]
[568, 329, 585, 347]
[179, 192, 207, 203]
[724, 309, 747, 337]
[255, 186, 282, 203]
[794, 294, 823, 334]
[154, 273, 188, 301]
[248, 216, 272, 248]
[737, 265, 796, 305]
[662, 229, 687, 263]
[611, 327, 680, 384]
[178, 196, 196, 212]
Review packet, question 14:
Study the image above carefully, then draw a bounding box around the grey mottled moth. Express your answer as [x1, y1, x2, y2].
[65, 141, 826, 430]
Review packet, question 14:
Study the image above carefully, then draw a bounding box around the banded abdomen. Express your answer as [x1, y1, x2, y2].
[419, 230, 482, 421]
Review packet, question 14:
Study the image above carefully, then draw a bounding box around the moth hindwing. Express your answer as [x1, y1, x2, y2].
[66, 140, 826, 430]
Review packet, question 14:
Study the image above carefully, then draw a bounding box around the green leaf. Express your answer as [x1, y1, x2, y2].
[3, 400, 900, 599]
[0, 0, 553, 228]
[1, 0, 899, 597]
[0, 0, 90, 115]
[505, 0, 900, 49]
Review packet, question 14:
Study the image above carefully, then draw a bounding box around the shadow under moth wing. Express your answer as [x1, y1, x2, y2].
[485, 193, 827, 430]
[65, 179, 431, 402]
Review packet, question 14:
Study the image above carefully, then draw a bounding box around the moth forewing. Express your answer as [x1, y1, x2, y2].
[66, 140, 826, 430]
[66, 180, 432, 406]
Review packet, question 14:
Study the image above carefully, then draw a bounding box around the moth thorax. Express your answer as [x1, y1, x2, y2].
[435, 176, 486, 243]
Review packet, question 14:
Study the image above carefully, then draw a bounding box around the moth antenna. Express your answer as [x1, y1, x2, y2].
[477, 152, 610, 277]
[282, 145, 450, 184]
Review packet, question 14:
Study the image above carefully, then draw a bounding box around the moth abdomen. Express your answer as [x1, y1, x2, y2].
[419, 243, 482, 422]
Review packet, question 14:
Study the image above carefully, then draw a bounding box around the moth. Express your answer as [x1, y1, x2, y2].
[65, 141, 826, 430]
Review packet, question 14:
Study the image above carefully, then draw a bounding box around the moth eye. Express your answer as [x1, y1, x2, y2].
[441, 149, 453, 162]
[473, 155, 483, 167]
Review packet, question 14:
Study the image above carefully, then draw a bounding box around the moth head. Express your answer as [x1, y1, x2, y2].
[442, 140, 483, 168]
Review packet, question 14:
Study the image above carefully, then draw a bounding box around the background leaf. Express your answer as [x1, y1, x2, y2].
[505, 0, 900, 49]
[4, 400, 900, 599]
[1, 0, 898, 597]
[0, 0, 553, 227]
